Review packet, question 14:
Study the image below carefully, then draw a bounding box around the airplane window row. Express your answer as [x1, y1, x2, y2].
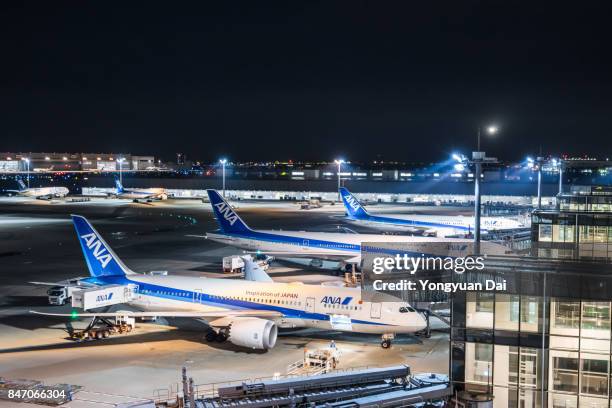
[209, 294, 301, 307]
[142, 289, 188, 298]
[322, 304, 361, 311]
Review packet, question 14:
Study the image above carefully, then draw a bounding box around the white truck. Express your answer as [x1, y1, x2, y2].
[47, 286, 81, 305]
[223, 255, 272, 274]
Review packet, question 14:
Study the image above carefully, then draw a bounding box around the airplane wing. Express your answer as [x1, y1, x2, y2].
[29, 281, 69, 286]
[30, 310, 282, 320]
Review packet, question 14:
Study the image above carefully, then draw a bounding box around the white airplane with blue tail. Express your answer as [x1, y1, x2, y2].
[205, 190, 508, 268]
[31, 215, 427, 349]
[6, 178, 68, 199]
[111, 177, 168, 201]
[339, 187, 526, 237]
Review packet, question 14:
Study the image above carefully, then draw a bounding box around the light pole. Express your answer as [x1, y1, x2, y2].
[116, 157, 125, 186]
[527, 156, 544, 209]
[22, 158, 30, 188]
[473, 125, 498, 255]
[219, 159, 227, 197]
[334, 159, 345, 202]
[556, 159, 563, 196]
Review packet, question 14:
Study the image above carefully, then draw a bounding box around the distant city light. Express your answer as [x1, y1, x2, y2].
[62, 156, 68, 160]
[44, 156, 50, 161]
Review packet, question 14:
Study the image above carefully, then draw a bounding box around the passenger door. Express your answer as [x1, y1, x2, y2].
[305, 297, 315, 313]
[193, 289, 203, 304]
[370, 302, 381, 319]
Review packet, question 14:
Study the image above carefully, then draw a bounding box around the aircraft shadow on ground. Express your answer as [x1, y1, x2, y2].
[0, 324, 269, 355]
[279, 328, 423, 345]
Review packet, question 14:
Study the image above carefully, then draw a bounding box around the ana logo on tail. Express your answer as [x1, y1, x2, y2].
[214, 202, 238, 226]
[80, 233, 112, 268]
[344, 194, 361, 212]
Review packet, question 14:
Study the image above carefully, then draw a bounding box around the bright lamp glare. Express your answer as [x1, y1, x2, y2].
[219, 159, 227, 164]
[334, 159, 345, 164]
[487, 126, 498, 134]
[452, 153, 463, 162]
[454, 163, 465, 171]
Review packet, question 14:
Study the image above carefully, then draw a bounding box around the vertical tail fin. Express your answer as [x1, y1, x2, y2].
[114, 177, 124, 194]
[16, 178, 27, 191]
[339, 188, 370, 219]
[206, 190, 252, 234]
[71, 215, 133, 277]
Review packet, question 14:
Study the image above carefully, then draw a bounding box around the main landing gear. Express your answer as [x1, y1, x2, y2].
[381, 333, 394, 349]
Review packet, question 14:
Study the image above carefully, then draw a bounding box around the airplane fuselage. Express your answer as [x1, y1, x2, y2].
[15, 186, 69, 199]
[345, 213, 525, 236]
[89, 273, 426, 334]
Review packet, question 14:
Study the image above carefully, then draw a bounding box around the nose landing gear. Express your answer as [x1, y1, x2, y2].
[381, 333, 394, 349]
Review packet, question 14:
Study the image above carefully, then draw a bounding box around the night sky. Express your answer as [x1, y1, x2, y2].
[2, 2, 611, 162]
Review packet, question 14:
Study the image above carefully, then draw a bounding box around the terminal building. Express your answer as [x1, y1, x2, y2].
[0, 152, 156, 172]
[451, 185, 612, 408]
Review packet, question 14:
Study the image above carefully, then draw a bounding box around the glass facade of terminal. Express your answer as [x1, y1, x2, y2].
[450, 262, 612, 408]
[532, 191, 612, 260]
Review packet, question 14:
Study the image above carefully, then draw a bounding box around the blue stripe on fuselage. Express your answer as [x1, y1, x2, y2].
[93, 275, 390, 327]
[215, 229, 468, 258]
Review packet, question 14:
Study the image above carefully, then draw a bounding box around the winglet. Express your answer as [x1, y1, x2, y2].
[339, 188, 370, 219]
[241, 255, 273, 282]
[71, 215, 134, 277]
[206, 190, 252, 234]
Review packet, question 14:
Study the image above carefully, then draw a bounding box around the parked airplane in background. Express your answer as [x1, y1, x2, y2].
[339, 188, 526, 237]
[111, 177, 168, 201]
[32, 215, 427, 349]
[6, 178, 68, 199]
[205, 190, 508, 268]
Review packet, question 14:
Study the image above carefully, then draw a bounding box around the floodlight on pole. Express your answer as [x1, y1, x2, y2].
[219, 159, 228, 197]
[334, 159, 345, 201]
[473, 124, 499, 255]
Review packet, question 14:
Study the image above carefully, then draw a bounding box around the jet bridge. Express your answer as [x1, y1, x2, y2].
[182, 365, 450, 408]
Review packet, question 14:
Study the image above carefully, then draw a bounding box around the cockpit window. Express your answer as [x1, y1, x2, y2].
[399, 306, 416, 313]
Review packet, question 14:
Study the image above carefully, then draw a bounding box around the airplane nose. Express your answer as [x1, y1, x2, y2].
[417, 313, 427, 331]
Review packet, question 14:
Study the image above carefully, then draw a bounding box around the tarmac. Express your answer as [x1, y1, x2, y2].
[0, 196, 451, 404]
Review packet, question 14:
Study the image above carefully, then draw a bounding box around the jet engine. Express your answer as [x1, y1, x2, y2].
[228, 317, 277, 350]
